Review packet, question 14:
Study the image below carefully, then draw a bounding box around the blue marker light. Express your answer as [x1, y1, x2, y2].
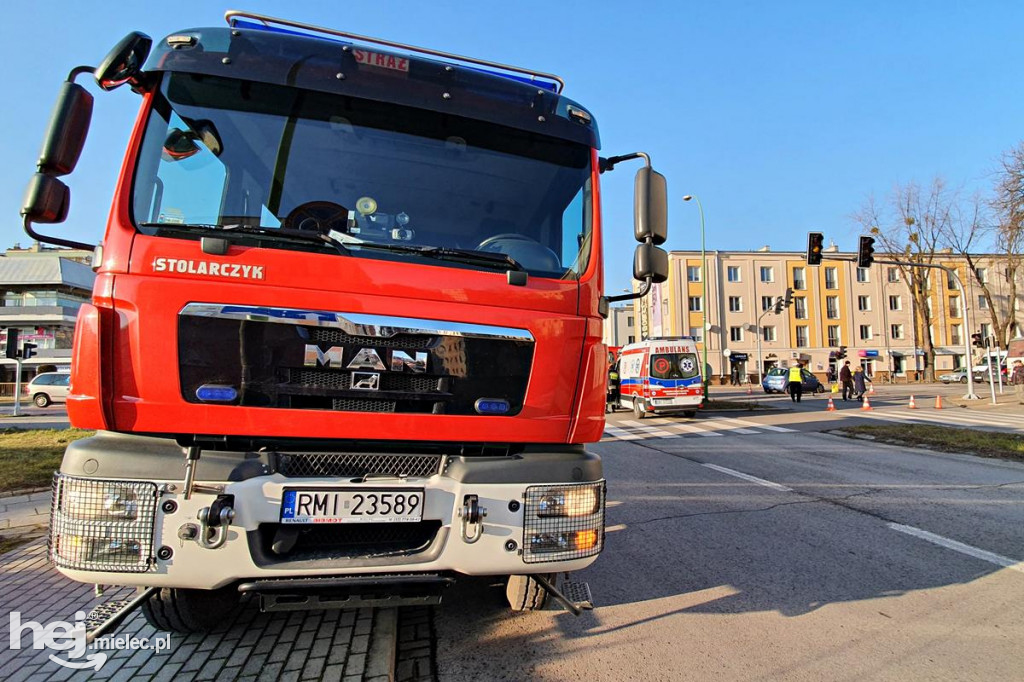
[475, 399, 510, 415]
[196, 384, 239, 402]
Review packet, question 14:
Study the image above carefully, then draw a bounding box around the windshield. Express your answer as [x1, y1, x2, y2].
[650, 353, 700, 380]
[132, 73, 594, 278]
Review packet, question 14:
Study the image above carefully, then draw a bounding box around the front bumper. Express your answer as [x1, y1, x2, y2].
[49, 433, 605, 589]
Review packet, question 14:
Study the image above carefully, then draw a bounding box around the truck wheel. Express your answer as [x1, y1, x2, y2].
[506, 573, 555, 611]
[683, 410, 696, 418]
[633, 399, 646, 420]
[33, 393, 51, 408]
[141, 586, 240, 633]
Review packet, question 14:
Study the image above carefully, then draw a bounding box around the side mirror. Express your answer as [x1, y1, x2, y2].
[634, 242, 669, 283]
[38, 82, 94, 176]
[634, 167, 668, 245]
[94, 31, 152, 91]
[22, 174, 71, 224]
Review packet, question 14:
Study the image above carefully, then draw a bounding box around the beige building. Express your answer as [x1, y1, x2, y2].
[602, 305, 636, 349]
[633, 247, 1023, 383]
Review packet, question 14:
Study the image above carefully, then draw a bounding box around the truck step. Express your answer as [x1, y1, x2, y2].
[559, 580, 594, 611]
[84, 598, 135, 631]
[259, 592, 441, 612]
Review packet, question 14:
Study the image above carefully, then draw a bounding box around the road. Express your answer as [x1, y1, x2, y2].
[434, 400, 1024, 681]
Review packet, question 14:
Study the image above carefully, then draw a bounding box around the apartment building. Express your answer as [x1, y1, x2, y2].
[602, 305, 636, 349]
[633, 247, 1023, 382]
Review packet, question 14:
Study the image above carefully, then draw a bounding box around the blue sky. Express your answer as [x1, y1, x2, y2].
[3, 1, 1022, 294]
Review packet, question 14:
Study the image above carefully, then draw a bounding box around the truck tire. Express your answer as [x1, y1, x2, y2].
[633, 399, 646, 419]
[506, 573, 555, 611]
[141, 586, 240, 633]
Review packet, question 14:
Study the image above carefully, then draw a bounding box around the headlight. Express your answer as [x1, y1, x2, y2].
[523, 481, 605, 564]
[49, 475, 157, 573]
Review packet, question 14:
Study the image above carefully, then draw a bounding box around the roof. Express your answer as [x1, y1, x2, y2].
[0, 257, 95, 291]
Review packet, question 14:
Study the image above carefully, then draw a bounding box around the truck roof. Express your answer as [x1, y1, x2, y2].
[144, 18, 600, 149]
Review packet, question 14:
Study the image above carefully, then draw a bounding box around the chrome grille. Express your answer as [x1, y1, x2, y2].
[291, 369, 351, 390]
[288, 369, 440, 393]
[310, 327, 432, 349]
[276, 452, 444, 478]
[333, 398, 396, 412]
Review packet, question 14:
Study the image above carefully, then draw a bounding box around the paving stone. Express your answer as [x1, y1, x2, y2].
[300, 656, 326, 679]
[322, 663, 345, 682]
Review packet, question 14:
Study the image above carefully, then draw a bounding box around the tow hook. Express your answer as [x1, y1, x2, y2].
[458, 494, 487, 544]
[196, 495, 235, 550]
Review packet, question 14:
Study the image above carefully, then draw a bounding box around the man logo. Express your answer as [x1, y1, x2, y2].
[351, 372, 381, 391]
[303, 345, 427, 373]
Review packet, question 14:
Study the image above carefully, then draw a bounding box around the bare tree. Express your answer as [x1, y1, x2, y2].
[853, 179, 954, 381]
[986, 141, 1024, 345]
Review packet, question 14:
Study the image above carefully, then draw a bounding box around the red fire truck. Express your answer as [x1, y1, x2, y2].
[22, 12, 669, 633]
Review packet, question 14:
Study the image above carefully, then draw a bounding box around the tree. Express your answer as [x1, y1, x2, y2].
[986, 141, 1024, 345]
[854, 179, 954, 381]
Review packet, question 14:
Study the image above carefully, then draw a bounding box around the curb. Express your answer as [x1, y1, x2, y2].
[365, 607, 398, 681]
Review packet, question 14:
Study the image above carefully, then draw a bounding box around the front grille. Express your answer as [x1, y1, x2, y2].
[257, 521, 442, 562]
[310, 327, 432, 349]
[49, 475, 158, 573]
[276, 452, 444, 478]
[332, 398, 396, 412]
[288, 368, 441, 393]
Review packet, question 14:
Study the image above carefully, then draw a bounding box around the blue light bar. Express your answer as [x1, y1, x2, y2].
[196, 384, 239, 402]
[475, 398, 511, 415]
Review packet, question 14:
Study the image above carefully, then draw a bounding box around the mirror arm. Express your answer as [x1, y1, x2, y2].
[66, 65, 96, 84]
[599, 152, 652, 174]
[22, 216, 96, 252]
[605, 276, 652, 304]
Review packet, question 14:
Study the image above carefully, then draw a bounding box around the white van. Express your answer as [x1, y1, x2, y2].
[617, 338, 703, 418]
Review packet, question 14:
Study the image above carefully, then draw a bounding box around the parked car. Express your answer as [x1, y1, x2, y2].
[761, 367, 825, 394]
[26, 372, 71, 407]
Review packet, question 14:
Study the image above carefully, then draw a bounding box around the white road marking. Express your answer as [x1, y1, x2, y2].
[854, 409, 1024, 433]
[707, 416, 795, 433]
[602, 425, 643, 440]
[700, 463, 793, 492]
[621, 420, 679, 438]
[656, 421, 725, 437]
[888, 523, 1024, 573]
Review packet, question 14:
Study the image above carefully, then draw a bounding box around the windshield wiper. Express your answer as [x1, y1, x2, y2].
[138, 222, 350, 255]
[340, 241, 525, 272]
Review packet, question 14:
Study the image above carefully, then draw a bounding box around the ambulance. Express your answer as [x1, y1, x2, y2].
[618, 338, 703, 418]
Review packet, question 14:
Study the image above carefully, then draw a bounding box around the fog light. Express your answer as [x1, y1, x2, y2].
[575, 529, 598, 551]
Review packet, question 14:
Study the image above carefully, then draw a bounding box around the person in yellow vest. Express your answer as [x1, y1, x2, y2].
[787, 362, 804, 403]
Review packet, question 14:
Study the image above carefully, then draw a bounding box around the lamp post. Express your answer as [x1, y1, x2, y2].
[683, 195, 709, 404]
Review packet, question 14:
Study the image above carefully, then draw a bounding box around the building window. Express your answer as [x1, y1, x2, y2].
[858, 295, 871, 312]
[727, 266, 741, 283]
[826, 296, 839, 319]
[889, 295, 901, 311]
[794, 297, 807, 319]
[627, 316, 634, 326]
[795, 326, 808, 347]
[980, 322, 991, 338]
[688, 296, 702, 312]
[762, 326, 776, 342]
[824, 267, 838, 289]
[947, 296, 960, 317]
[761, 296, 775, 312]
[975, 267, 987, 284]
[887, 267, 900, 283]
[793, 267, 806, 290]
[627, 335, 635, 344]
[856, 267, 869, 283]
[860, 324, 872, 340]
[827, 325, 840, 346]
[978, 295, 988, 310]
[687, 265, 701, 282]
[689, 327, 703, 342]
[760, 266, 774, 283]
[946, 272, 957, 290]
[891, 323, 904, 340]
[730, 326, 743, 342]
[728, 296, 742, 312]
[950, 323, 962, 346]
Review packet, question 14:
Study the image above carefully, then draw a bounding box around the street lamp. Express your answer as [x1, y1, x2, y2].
[683, 195, 709, 404]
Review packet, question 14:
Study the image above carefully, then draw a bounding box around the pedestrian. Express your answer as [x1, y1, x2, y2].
[1011, 359, 1024, 404]
[853, 365, 868, 401]
[607, 361, 620, 413]
[787, 362, 804, 403]
[840, 360, 853, 401]
[730, 365, 740, 386]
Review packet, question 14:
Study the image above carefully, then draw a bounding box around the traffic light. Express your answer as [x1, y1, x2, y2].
[857, 235, 876, 268]
[837, 345, 847, 360]
[783, 287, 794, 308]
[971, 332, 983, 348]
[22, 342, 37, 360]
[806, 232, 824, 266]
[773, 297, 784, 314]
[3, 329, 19, 359]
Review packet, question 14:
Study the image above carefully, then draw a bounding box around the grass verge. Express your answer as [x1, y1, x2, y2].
[0, 428, 95, 492]
[838, 424, 1024, 462]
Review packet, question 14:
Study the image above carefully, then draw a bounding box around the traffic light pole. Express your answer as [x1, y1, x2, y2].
[12, 357, 22, 417]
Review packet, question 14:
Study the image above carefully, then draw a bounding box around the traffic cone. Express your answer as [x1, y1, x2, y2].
[935, 395, 943, 409]
[869, 384, 875, 395]
[861, 395, 873, 410]
[825, 396, 836, 412]
[747, 384, 752, 395]
[908, 395, 917, 409]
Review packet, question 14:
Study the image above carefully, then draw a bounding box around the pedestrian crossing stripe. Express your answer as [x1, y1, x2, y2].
[851, 409, 1024, 433]
[601, 416, 795, 441]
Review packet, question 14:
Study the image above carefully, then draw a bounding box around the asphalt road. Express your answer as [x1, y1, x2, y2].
[435, 416, 1024, 681]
